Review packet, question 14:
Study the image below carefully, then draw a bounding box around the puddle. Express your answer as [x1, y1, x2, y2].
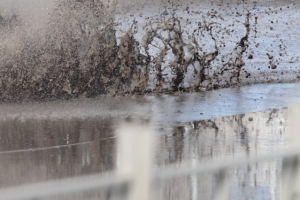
[0, 106, 288, 199]
[157, 108, 287, 200]
[0, 83, 296, 199]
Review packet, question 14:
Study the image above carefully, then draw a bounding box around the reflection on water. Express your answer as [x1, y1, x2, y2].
[0, 103, 288, 199]
[157, 108, 287, 200]
[0, 118, 116, 188]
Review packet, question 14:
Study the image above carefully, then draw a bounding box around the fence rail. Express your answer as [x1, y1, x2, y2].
[1, 148, 300, 200]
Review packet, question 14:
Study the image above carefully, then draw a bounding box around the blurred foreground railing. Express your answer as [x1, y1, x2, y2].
[1, 104, 300, 200]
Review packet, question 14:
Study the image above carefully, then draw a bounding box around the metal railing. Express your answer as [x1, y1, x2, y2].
[1, 104, 300, 200]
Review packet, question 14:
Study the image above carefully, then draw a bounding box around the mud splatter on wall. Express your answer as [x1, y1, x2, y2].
[0, 0, 298, 101]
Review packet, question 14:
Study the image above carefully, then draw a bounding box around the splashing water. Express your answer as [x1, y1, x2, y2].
[0, 0, 299, 101]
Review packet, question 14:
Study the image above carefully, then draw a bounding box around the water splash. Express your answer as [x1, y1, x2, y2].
[0, 0, 298, 101]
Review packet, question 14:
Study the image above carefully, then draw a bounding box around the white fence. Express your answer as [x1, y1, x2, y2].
[1, 104, 300, 200]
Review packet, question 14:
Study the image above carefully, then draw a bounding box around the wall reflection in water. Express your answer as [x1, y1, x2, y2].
[0, 118, 116, 188]
[156, 108, 287, 200]
[0, 108, 288, 200]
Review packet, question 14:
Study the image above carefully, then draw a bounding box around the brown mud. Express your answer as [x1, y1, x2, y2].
[0, 0, 298, 101]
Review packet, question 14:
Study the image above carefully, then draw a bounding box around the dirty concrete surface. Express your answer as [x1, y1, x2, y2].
[0, 0, 299, 100]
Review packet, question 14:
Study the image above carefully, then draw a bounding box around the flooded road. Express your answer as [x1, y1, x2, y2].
[0, 83, 298, 199]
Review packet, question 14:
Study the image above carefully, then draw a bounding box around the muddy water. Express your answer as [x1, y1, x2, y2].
[0, 83, 298, 199]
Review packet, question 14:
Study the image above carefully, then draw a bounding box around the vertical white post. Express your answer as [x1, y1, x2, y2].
[117, 119, 155, 200]
[283, 104, 300, 199]
[190, 145, 198, 200]
[213, 169, 229, 200]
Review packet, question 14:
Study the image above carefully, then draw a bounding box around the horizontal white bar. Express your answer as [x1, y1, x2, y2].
[0, 172, 129, 200]
[1, 148, 300, 200]
[155, 148, 300, 180]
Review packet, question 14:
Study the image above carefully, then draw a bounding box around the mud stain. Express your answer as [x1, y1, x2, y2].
[0, 0, 299, 101]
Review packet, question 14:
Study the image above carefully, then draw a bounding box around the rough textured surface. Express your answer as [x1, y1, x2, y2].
[0, 0, 117, 101]
[0, 0, 299, 101]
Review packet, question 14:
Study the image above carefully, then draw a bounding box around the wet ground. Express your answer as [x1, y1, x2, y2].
[0, 83, 299, 199]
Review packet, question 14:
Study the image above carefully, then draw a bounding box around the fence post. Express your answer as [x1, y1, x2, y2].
[116, 117, 155, 200]
[283, 104, 300, 199]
